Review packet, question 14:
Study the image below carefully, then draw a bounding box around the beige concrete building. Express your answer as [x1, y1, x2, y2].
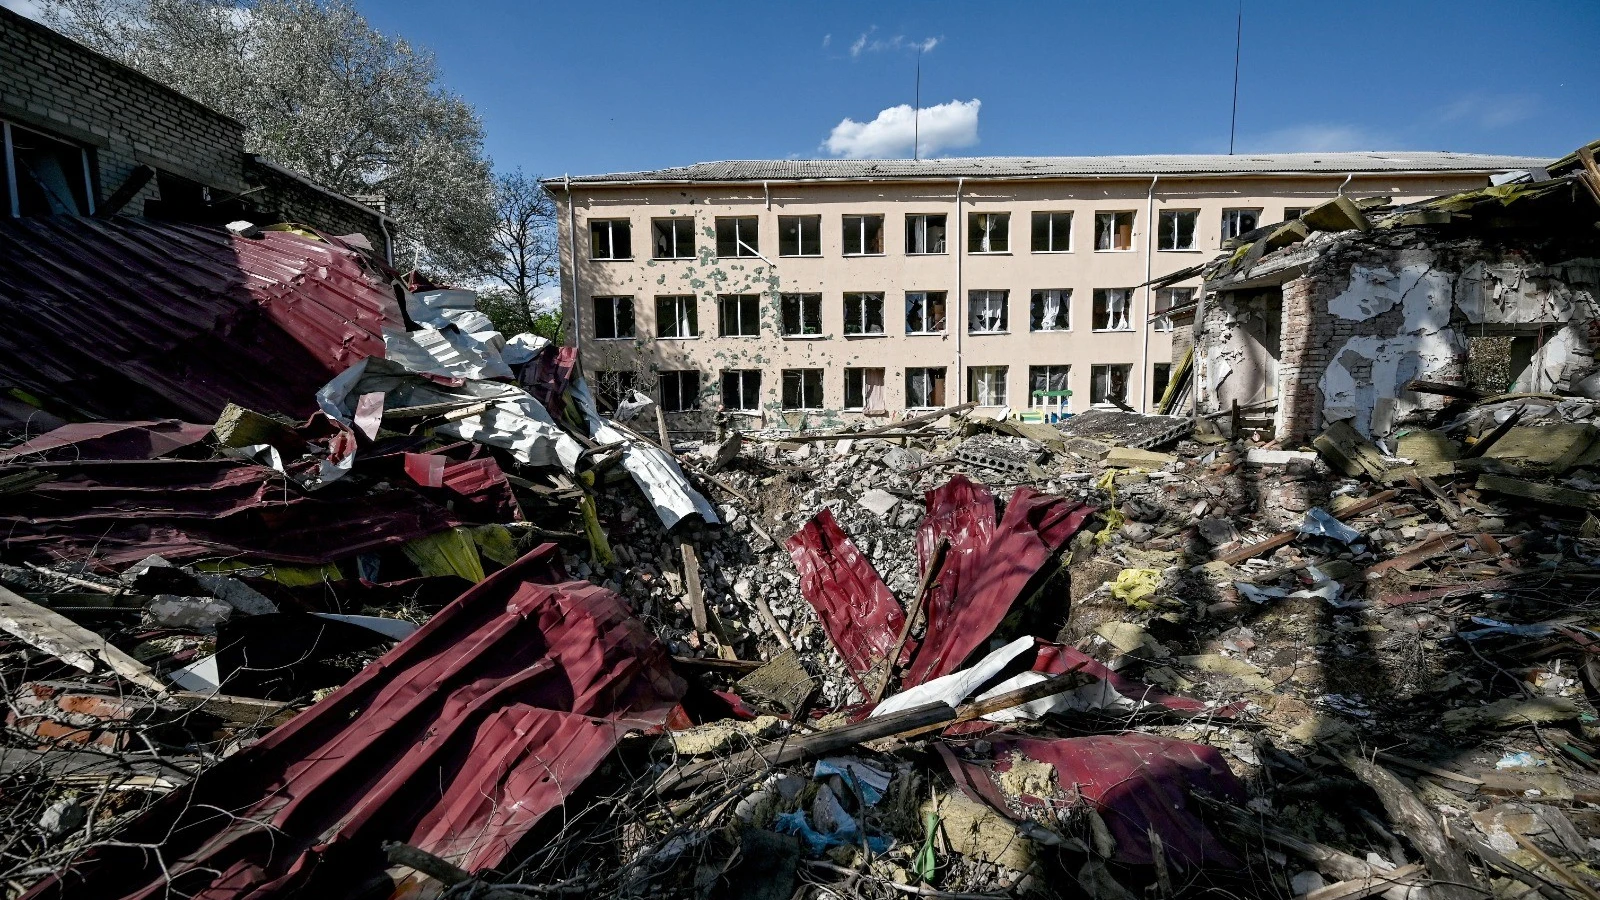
[545, 153, 1544, 434]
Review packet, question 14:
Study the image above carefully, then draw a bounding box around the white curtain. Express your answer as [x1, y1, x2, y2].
[1109, 290, 1129, 331]
[864, 369, 886, 414]
[1042, 291, 1061, 330]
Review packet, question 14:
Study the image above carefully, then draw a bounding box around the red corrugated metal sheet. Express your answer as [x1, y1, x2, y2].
[907, 476, 997, 685]
[0, 216, 401, 421]
[0, 458, 460, 566]
[0, 420, 211, 462]
[785, 507, 906, 695]
[25, 544, 685, 899]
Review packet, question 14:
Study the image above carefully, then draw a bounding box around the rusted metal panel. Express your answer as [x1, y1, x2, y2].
[25, 544, 685, 899]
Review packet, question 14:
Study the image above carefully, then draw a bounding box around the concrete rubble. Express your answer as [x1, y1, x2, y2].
[0, 142, 1599, 900]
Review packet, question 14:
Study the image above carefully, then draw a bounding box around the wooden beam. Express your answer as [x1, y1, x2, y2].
[871, 539, 949, 704]
[1214, 489, 1398, 566]
[0, 585, 165, 692]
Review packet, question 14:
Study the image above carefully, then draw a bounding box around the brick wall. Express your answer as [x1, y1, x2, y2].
[0, 6, 248, 212]
[244, 157, 390, 259]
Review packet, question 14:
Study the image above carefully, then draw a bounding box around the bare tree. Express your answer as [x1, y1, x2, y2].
[44, 0, 498, 278]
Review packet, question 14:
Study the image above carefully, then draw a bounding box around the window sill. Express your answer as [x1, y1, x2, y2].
[588, 257, 634, 262]
[594, 336, 636, 341]
[1157, 248, 1203, 253]
[1090, 329, 1136, 334]
[905, 252, 948, 257]
[906, 331, 946, 337]
[844, 332, 887, 339]
[651, 257, 695, 262]
[656, 336, 701, 341]
[715, 255, 764, 261]
[781, 334, 828, 340]
[781, 407, 825, 412]
[1093, 248, 1137, 253]
[968, 330, 1010, 336]
[1030, 329, 1072, 334]
[1032, 250, 1073, 255]
[778, 253, 823, 259]
[842, 253, 886, 258]
[967, 251, 1012, 256]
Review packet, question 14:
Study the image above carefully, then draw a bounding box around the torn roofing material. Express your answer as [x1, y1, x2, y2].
[786, 507, 907, 695]
[0, 420, 211, 462]
[0, 458, 461, 566]
[571, 376, 720, 529]
[25, 544, 685, 899]
[0, 216, 402, 422]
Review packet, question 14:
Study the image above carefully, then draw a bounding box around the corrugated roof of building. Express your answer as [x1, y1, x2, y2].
[550, 152, 1551, 186]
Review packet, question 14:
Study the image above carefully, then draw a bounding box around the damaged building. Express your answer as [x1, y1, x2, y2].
[0, 6, 393, 256]
[1183, 151, 1600, 443]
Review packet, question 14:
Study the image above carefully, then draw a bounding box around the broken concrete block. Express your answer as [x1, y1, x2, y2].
[211, 402, 301, 451]
[1245, 448, 1319, 466]
[1101, 447, 1177, 469]
[670, 715, 785, 756]
[919, 790, 1035, 871]
[1481, 423, 1597, 473]
[38, 798, 85, 840]
[146, 595, 232, 633]
[858, 489, 900, 518]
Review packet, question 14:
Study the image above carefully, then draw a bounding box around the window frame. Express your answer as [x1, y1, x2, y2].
[1151, 362, 1173, 406]
[905, 366, 948, 409]
[592, 295, 636, 340]
[1152, 286, 1193, 333]
[842, 214, 885, 256]
[968, 289, 1009, 335]
[588, 218, 632, 260]
[1283, 207, 1310, 221]
[1094, 211, 1136, 252]
[1157, 209, 1199, 252]
[654, 295, 699, 339]
[717, 293, 761, 337]
[1090, 363, 1132, 408]
[967, 212, 1010, 254]
[842, 367, 886, 411]
[780, 293, 824, 338]
[781, 368, 825, 410]
[593, 369, 638, 414]
[778, 215, 822, 257]
[715, 216, 760, 258]
[967, 365, 1008, 407]
[1030, 211, 1073, 253]
[650, 217, 696, 260]
[904, 213, 948, 255]
[1028, 365, 1071, 409]
[905, 291, 947, 335]
[721, 369, 762, 412]
[659, 370, 702, 413]
[843, 292, 886, 336]
[4, 120, 96, 217]
[1091, 288, 1134, 333]
[1029, 289, 1071, 332]
[1221, 208, 1262, 243]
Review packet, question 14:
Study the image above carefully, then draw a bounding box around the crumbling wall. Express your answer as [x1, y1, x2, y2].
[1273, 233, 1600, 443]
[1195, 290, 1279, 421]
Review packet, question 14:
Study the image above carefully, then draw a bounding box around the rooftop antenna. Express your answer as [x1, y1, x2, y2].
[1228, 0, 1243, 154]
[913, 46, 922, 161]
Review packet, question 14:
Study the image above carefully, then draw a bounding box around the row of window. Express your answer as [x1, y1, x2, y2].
[592, 287, 1194, 340]
[590, 208, 1294, 261]
[596, 363, 1158, 414]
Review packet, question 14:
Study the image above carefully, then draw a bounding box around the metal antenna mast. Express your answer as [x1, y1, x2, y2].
[1228, 1, 1243, 154]
[913, 47, 922, 160]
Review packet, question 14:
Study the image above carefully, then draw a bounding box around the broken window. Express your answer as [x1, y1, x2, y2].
[659, 370, 701, 412]
[1152, 287, 1192, 333]
[1094, 211, 1134, 251]
[905, 214, 947, 254]
[721, 369, 761, 411]
[779, 216, 821, 256]
[1283, 207, 1309, 221]
[1030, 289, 1070, 332]
[844, 367, 886, 412]
[843, 292, 885, 335]
[1158, 210, 1197, 251]
[588, 219, 632, 260]
[5, 121, 93, 216]
[594, 370, 637, 414]
[717, 294, 760, 337]
[655, 295, 699, 338]
[781, 368, 824, 409]
[1221, 208, 1260, 242]
[781, 293, 823, 336]
[968, 366, 1008, 406]
[906, 367, 947, 408]
[1032, 211, 1072, 252]
[968, 290, 1008, 334]
[715, 216, 760, 257]
[905, 291, 946, 334]
[1028, 365, 1070, 408]
[592, 296, 635, 339]
[1090, 364, 1131, 407]
[1151, 363, 1172, 406]
[1092, 288, 1133, 332]
[651, 217, 695, 259]
[843, 215, 884, 255]
[968, 212, 1009, 253]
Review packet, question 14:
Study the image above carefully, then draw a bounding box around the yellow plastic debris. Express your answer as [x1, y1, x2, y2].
[1110, 568, 1162, 609]
[402, 527, 485, 582]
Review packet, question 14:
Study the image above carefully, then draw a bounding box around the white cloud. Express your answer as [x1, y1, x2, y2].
[1436, 92, 1537, 129]
[1238, 124, 1390, 153]
[822, 33, 831, 48]
[848, 27, 940, 58]
[824, 99, 980, 159]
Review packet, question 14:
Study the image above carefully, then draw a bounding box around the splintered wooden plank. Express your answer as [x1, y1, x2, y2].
[0, 586, 165, 692]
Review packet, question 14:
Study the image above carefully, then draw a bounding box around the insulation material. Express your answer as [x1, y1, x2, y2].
[28, 545, 686, 899]
[786, 508, 906, 695]
[570, 376, 719, 529]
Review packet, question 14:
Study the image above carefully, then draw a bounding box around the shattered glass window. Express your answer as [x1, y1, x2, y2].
[779, 216, 821, 256]
[780, 293, 823, 336]
[781, 368, 823, 409]
[651, 218, 695, 259]
[592, 296, 635, 339]
[906, 367, 947, 408]
[968, 212, 1009, 253]
[905, 214, 947, 254]
[717, 294, 760, 337]
[1094, 211, 1134, 251]
[1029, 289, 1070, 331]
[1029, 365, 1070, 408]
[844, 293, 885, 335]
[967, 366, 1007, 406]
[905, 291, 946, 333]
[843, 215, 884, 255]
[715, 217, 760, 258]
[1158, 210, 1197, 251]
[721, 370, 761, 411]
[1092, 288, 1132, 332]
[968, 290, 1008, 333]
[588, 219, 632, 259]
[1221, 208, 1260, 242]
[655, 295, 698, 338]
[1090, 363, 1131, 407]
[659, 369, 701, 412]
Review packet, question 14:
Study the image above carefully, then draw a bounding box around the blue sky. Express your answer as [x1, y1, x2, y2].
[11, 0, 1598, 176]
